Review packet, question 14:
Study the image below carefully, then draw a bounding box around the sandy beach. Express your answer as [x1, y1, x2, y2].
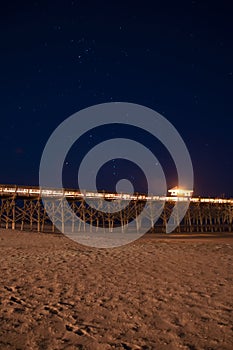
[0, 229, 232, 350]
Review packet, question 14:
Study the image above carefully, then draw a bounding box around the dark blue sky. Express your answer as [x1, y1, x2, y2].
[1, 1, 232, 197]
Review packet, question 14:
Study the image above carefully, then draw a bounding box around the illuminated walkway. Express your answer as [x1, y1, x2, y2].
[0, 184, 232, 204]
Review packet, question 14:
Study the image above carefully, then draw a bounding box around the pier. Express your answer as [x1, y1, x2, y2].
[0, 185, 232, 233]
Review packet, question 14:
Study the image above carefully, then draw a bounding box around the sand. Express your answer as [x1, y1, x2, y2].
[0, 229, 233, 350]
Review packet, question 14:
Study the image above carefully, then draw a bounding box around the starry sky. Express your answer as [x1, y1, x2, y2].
[1, 1, 232, 197]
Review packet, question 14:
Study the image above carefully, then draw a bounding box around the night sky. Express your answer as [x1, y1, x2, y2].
[1, 1, 232, 197]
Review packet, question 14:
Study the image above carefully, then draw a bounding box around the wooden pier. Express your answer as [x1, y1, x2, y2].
[0, 185, 232, 233]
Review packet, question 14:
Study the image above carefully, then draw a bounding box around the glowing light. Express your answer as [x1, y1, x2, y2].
[168, 187, 193, 197]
